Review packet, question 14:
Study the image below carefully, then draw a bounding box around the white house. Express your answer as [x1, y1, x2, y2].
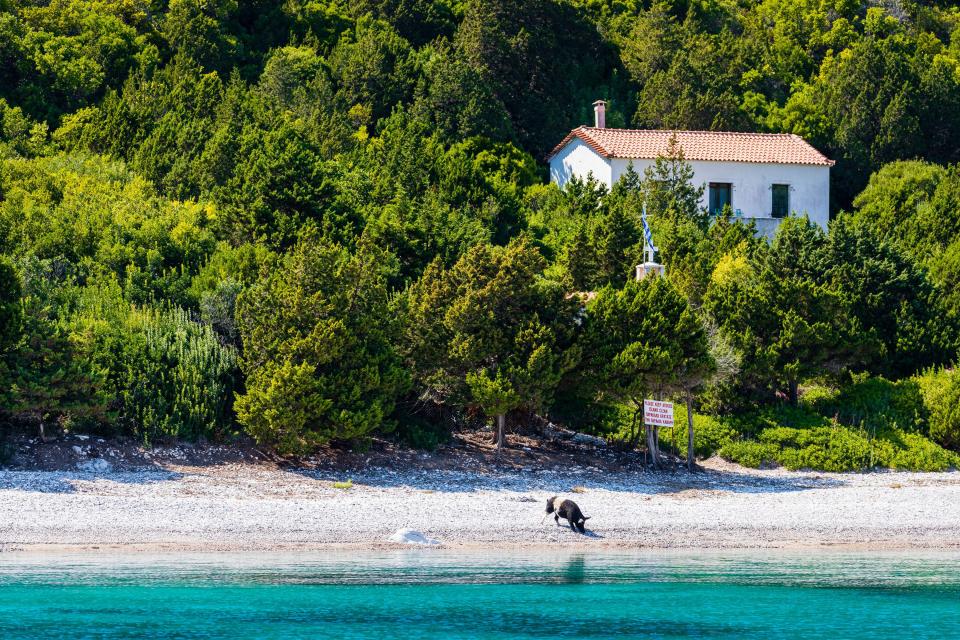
[547, 101, 834, 237]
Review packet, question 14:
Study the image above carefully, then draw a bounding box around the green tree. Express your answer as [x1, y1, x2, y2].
[636, 144, 714, 304]
[705, 217, 856, 405]
[0, 256, 21, 353]
[212, 121, 343, 249]
[850, 160, 960, 264]
[409, 42, 514, 143]
[328, 18, 416, 126]
[823, 215, 953, 377]
[918, 367, 960, 452]
[351, 0, 457, 47]
[557, 221, 595, 291]
[454, 0, 616, 156]
[777, 19, 960, 206]
[403, 237, 578, 452]
[577, 276, 714, 467]
[163, 0, 239, 73]
[640, 138, 706, 229]
[589, 200, 641, 288]
[2, 258, 108, 437]
[0, 153, 217, 307]
[235, 237, 408, 454]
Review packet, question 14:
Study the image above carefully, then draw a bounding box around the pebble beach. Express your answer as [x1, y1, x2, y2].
[3, 457, 959, 552]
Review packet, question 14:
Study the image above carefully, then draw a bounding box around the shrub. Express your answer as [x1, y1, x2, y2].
[4, 259, 111, 428]
[759, 425, 874, 472]
[658, 403, 737, 459]
[70, 284, 239, 442]
[394, 411, 450, 451]
[119, 307, 238, 442]
[916, 367, 960, 451]
[886, 430, 959, 471]
[0, 154, 217, 307]
[718, 415, 959, 472]
[804, 376, 927, 434]
[717, 441, 779, 468]
[726, 404, 831, 437]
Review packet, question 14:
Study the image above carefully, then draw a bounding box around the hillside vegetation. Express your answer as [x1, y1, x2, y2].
[1, 0, 959, 470]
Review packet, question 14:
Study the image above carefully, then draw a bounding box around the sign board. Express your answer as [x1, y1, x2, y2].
[644, 399, 674, 427]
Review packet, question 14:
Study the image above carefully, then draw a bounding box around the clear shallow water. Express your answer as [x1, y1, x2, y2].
[1, 551, 958, 639]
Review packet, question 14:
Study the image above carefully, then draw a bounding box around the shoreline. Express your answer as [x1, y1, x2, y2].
[6, 539, 960, 555]
[3, 458, 960, 553]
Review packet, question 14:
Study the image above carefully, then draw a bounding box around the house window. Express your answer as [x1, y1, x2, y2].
[772, 184, 790, 218]
[709, 183, 732, 215]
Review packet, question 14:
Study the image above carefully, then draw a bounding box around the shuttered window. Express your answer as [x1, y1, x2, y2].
[772, 184, 789, 218]
[709, 183, 732, 215]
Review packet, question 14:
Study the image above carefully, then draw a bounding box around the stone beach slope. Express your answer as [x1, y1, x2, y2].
[2, 457, 959, 551]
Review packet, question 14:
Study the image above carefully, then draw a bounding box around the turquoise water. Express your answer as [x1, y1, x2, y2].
[1, 551, 958, 639]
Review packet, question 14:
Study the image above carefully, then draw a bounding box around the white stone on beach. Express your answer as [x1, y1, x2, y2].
[388, 528, 441, 546]
[77, 458, 113, 474]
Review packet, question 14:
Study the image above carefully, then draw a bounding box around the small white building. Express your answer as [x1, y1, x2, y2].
[547, 101, 834, 237]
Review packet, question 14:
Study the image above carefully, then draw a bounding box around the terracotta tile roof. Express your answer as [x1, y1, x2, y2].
[547, 127, 835, 166]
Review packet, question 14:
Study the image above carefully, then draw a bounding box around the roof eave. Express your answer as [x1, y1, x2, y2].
[545, 128, 612, 161]
[601, 153, 835, 167]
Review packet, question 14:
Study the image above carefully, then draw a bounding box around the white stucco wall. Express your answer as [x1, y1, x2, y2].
[549, 138, 612, 188]
[550, 141, 831, 235]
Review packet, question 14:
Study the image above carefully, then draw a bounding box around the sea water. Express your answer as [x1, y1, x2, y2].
[0, 551, 958, 639]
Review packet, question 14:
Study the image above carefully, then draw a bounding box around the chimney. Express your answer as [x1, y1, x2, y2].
[593, 100, 606, 129]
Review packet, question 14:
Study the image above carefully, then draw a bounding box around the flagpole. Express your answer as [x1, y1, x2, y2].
[641, 205, 655, 264]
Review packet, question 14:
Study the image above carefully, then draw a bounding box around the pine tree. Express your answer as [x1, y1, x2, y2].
[578, 277, 715, 466]
[403, 237, 579, 453]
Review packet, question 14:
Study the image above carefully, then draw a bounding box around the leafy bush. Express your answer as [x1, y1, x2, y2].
[725, 404, 831, 438]
[718, 410, 960, 472]
[70, 284, 239, 442]
[0, 154, 217, 307]
[117, 307, 238, 442]
[916, 368, 960, 451]
[657, 403, 737, 459]
[4, 258, 111, 427]
[804, 376, 927, 434]
[393, 405, 451, 451]
[717, 441, 779, 468]
[886, 431, 959, 471]
[758, 425, 874, 472]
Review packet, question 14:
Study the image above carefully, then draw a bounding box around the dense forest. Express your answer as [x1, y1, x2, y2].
[1, 0, 960, 471]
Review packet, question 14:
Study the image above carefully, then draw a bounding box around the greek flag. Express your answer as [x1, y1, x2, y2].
[641, 207, 654, 251]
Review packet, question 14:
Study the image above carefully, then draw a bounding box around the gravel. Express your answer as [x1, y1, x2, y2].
[1, 459, 959, 551]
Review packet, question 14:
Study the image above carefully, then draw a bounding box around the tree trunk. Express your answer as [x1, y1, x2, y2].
[788, 379, 799, 406]
[642, 425, 648, 466]
[629, 405, 643, 448]
[647, 423, 659, 469]
[495, 414, 506, 455]
[686, 394, 695, 472]
[37, 412, 49, 443]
